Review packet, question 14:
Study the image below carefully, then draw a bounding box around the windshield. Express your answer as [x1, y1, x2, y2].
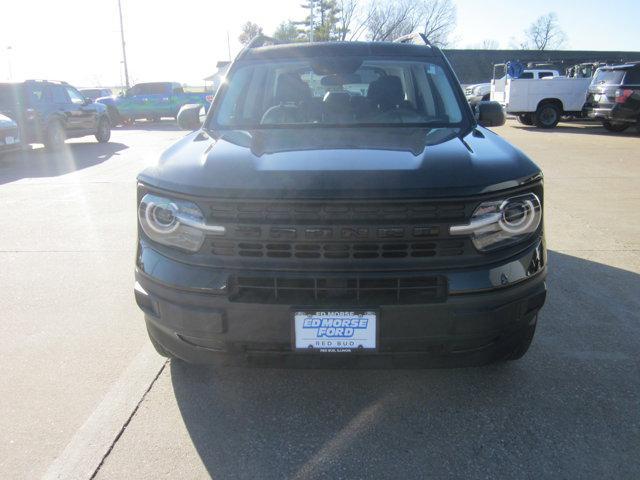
[130, 83, 171, 95]
[210, 58, 464, 128]
[80, 89, 103, 98]
[592, 69, 625, 85]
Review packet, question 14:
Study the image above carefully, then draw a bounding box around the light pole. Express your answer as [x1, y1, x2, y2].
[117, 0, 130, 89]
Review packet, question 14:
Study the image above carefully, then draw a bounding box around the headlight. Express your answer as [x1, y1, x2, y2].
[138, 193, 225, 252]
[450, 193, 542, 251]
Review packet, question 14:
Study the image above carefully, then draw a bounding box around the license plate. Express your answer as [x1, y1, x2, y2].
[293, 310, 377, 353]
[5, 136, 14, 145]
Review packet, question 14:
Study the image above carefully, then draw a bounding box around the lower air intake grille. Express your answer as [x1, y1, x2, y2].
[230, 275, 447, 305]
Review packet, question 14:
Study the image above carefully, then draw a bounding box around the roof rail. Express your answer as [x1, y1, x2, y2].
[24, 79, 69, 85]
[245, 34, 282, 49]
[393, 33, 432, 47]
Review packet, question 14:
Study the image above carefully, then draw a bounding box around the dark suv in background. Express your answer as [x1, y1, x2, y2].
[586, 62, 640, 133]
[80, 88, 113, 101]
[0, 80, 111, 149]
[135, 35, 546, 368]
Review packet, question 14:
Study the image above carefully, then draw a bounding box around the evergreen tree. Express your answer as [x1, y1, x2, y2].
[296, 0, 342, 41]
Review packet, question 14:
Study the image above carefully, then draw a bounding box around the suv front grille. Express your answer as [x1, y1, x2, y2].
[230, 275, 447, 305]
[200, 198, 474, 264]
[209, 201, 466, 223]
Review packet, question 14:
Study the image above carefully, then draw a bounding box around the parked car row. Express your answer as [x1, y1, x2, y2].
[0, 79, 215, 154]
[473, 60, 640, 132]
[0, 79, 111, 152]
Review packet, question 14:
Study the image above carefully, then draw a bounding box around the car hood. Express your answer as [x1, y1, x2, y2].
[0, 113, 17, 128]
[138, 126, 541, 199]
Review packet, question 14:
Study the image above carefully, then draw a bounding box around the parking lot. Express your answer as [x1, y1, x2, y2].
[1, 119, 638, 479]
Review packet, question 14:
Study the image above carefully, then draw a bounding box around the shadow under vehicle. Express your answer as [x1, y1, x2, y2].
[164, 251, 640, 479]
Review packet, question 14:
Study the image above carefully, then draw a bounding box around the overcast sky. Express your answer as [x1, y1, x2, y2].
[2, 0, 639, 86]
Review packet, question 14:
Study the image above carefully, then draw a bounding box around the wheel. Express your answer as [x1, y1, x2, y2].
[44, 121, 65, 150]
[517, 113, 534, 126]
[534, 103, 560, 128]
[146, 325, 175, 359]
[505, 318, 537, 361]
[602, 121, 629, 132]
[95, 117, 111, 143]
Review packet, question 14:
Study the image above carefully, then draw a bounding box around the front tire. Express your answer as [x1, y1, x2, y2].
[505, 318, 537, 361]
[44, 121, 65, 150]
[95, 117, 111, 143]
[146, 326, 175, 359]
[534, 103, 561, 129]
[602, 121, 629, 132]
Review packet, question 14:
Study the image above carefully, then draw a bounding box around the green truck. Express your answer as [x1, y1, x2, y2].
[96, 82, 213, 125]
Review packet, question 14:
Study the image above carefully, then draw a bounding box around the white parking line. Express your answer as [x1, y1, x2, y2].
[42, 343, 166, 480]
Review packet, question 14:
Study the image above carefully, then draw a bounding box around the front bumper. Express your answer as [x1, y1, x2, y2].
[135, 239, 547, 367]
[0, 130, 21, 153]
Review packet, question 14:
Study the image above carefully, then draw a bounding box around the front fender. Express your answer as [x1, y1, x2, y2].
[96, 96, 117, 108]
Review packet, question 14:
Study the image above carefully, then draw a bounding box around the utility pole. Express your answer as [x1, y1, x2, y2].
[226, 31, 231, 61]
[6, 46, 12, 81]
[117, 0, 130, 89]
[309, 0, 314, 42]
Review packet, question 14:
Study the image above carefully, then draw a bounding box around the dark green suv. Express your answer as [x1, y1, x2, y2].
[135, 35, 546, 368]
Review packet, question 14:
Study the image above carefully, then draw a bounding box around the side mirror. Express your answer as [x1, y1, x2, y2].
[177, 103, 205, 130]
[476, 101, 505, 127]
[118, 90, 126, 98]
[84, 97, 93, 105]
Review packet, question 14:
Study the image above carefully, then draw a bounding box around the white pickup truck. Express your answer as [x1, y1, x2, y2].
[491, 65, 592, 128]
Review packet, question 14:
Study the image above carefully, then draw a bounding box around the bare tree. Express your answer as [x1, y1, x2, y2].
[363, 0, 456, 45]
[336, 0, 361, 40]
[523, 13, 567, 50]
[238, 21, 263, 45]
[418, 0, 456, 47]
[365, 0, 420, 41]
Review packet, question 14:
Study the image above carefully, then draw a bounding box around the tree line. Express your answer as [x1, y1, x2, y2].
[239, 1, 567, 52]
[240, 0, 457, 47]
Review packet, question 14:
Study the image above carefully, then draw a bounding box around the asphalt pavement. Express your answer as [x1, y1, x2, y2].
[1, 120, 638, 479]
